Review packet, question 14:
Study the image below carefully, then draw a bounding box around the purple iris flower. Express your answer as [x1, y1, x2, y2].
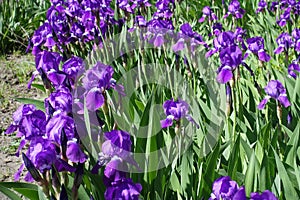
[292, 28, 300, 52]
[245, 37, 271, 62]
[212, 23, 223, 36]
[5, 105, 65, 180]
[154, 1, 173, 19]
[44, 33, 56, 49]
[179, 23, 205, 43]
[131, 0, 151, 10]
[91, 152, 111, 174]
[65, 0, 82, 17]
[146, 18, 174, 47]
[45, 87, 73, 115]
[135, 15, 147, 27]
[206, 31, 235, 58]
[258, 80, 291, 110]
[101, 132, 142, 200]
[31, 22, 52, 55]
[103, 158, 127, 186]
[234, 27, 247, 49]
[209, 176, 246, 200]
[172, 23, 207, 53]
[6, 104, 46, 142]
[220, 45, 243, 67]
[47, 5, 69, 44]
[102, 130, 132, 159]
[155, 0, 174, 10]
[81, 10, 97, 41]
[274, 32, 294, 54]
[198, 6, 218, 23]
[129, 15, 147, 32]
[250, 190, 278, 200]
[155, 0, 174, 18]
[104, 177, 142, 200]
[217, 31, 236, 48]
[118, 0, 133, 13]
[279, 0, 296, 8]
[34, 150, 56, 173]
[224, 0, 245, 19]
[277, 7, 291, 27]
[147, 18, 174, 32]
[82, 62, 114, 111]
[256, 0, 267, 13]
[288, 61, 300, 78]
[217, 45, 243, 84]
[294, 2, 300, 15]
[93, 129, 139, 174]
[46, 114, 75, 144]
[28, 50, 65, 89]
[22, 137, 56, 180]
[70, 22, 85, 41]
[62, 56, 84, 87]
[270, 2, 279, 12]
[66, 139, 87, 163]
[160, 98, 198, 128]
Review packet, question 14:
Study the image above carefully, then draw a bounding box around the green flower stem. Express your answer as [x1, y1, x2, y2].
[102, 93, 112, 130]
[231, 74, 238, 147]
[42, 172, 50, 198]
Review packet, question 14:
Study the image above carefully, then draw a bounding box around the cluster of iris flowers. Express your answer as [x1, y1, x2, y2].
[5, 0, 300, 199]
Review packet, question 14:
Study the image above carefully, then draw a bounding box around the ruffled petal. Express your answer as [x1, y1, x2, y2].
[217, 68, 233, 84]
[258, 50, 271, 62]
[86, 88, 104, 111]
[257, 97, 270, 110]
[278, 95, 291, 108]
[160, 115, 174, 128]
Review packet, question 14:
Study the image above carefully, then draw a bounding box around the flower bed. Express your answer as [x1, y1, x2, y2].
[2, 0, 300, 199]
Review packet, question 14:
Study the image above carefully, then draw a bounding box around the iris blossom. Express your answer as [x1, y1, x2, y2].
[172, 23, 207, 53]
[245, 37, 271, 62]
[217, 45, 243, 84]
[250, 190, 278, 200]
[256, 0, 267, 13]
[198, 6, 218, 23]
[292, 28, 300, 52]
[82, 62, 114, 111]
[160, 98, 198, 128]
[288, 60, 300, 79]
[104, 178, 142, 200]
[92, 130, 142, 200]
[209, 176, 246, 200]
[277, 7, 292, 27]
[258, 80, 291, 110]
[274, 32, 294, 55]
[224, 0, 245, 19]
[206, 31, 235, 58]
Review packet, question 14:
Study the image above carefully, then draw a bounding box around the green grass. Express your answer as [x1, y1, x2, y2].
[0, 0, 49, 55]
[0, 135, 21, 155]
[0, 53, 36, 113]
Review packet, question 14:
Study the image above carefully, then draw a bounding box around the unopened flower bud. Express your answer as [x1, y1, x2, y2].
[59, 184, 68, 200]
[22, 153, 43, 183]
[287, 111, 292, 125]
[60, 128, 68, 161]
